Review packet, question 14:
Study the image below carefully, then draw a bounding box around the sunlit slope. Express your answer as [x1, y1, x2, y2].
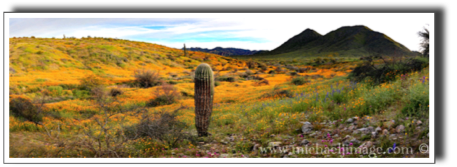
[9, 37, 244, 88]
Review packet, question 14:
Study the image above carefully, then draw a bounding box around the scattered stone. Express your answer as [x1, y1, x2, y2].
[333, 134, 339, 138]
[353, 130, 360, 134]
[389, 134, 397, 140]
[268, 142, 282, 147]
[364, 141, 373, 147]
[220, 154, 230, 158]
[348, 125, 356, 131]
[355, 128, 371, 134]
[375, 127, 382, 133]
[382, 129, 390, 136]
[300, 139, 310, 146]
[350, 138, 361, 145]
[301, 122, 314, 134]
[371, 131, 377, 138]
[252, 144, 261, 151]
[346, 118, 354, 123]
[309, 132, 317, 137]
[368, 126, 374, 132]
[343, 135, 351, 141]
[396, 125, 405, 133]
[416, 120, 423, 126]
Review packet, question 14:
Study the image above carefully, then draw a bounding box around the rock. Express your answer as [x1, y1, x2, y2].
[360, 141, 373, 149]
[350, 138, 361, 145]
[416, 120, 423, 126]
[375, 127, 382, 133]
[268, 142, 282, 147]
[371, 131, 377, 138]
[300, 139, 310, 146]
[389, 134, 397, 140]
[355, 128, 371, 134]
[367, 126, 374, 132]
[382, 129, 390, 136]
[301, 122, 314, 134]
[220, 154, 230, 158]
[333, 134, 339, 138]
[9, 67, 16, 74]
[348, 125, 356, 131]
[353, 130, 360, 134]
[396, 125, 405, 133]
[346, 118, 354, 123]
[252, 144, 261, 151]
[309, 132, 317, 137]
[343, 135, 351, 141]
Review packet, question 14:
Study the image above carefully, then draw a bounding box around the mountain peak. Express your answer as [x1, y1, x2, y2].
[257, 25, 412, 57]
[266, 28, 322, 54]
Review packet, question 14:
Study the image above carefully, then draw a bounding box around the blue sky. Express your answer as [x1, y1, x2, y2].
[8, 14, 433, 51]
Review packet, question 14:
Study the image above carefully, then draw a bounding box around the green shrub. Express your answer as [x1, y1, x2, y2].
[79, 74, 105, 91]
[148, 84, 180, 107]
[124, 107, 195, 148]
[10, 97, 43, 124]
[291, 77, 308, 85]
[73, 90, 90, 99]
[134, 69, 161, 88]
[47, 86, 63, 97]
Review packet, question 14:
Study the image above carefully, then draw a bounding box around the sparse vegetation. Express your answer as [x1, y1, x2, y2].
[8, 34, 429, 159]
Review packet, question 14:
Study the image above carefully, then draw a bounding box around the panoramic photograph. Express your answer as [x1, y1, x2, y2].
[5, 13, 433, 162]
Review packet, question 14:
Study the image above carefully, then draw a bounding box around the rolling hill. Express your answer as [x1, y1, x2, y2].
[187, 47, 267, 56]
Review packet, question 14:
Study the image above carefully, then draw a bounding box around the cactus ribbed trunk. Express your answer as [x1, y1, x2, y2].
[194, 63, 214, 137]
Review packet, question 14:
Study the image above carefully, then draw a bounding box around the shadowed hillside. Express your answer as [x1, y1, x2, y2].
[253, 25, 413, 59]
[187, 47, 267, 56]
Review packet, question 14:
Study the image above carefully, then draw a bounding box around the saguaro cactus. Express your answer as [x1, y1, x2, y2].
[194, 63, 214, 137]
[183, 43, 187, 57]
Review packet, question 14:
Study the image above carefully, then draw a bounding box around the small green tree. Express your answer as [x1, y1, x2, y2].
[418, 27, 429, 57]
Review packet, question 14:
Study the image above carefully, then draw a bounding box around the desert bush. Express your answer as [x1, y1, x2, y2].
[124, 106, 194, 148]
[275, 67, 283, 73]
[246, 60, 257, 69]
[297, 67, 308, 73]
[90, 86, 108, 101]
[349, 56, 428, 85]
[79, 74, 105, 91]
[254, 79, 269, 86]
[148, 83, 180, 107]
[73, 90, 91, 99]
[109, 88, 123, 97]
[289, 71, 298, 76]
[10, 96, 44, 124]
[258, 62, 268, 71]
[262, 85, 293, 98]
[47, 86, 64, 97]
[134, 69, 161, 88]
[291, 77, 308, 85]
[217, 75, 236, 82]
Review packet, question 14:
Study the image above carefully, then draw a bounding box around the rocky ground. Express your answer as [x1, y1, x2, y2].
[176, 114, 429, 158]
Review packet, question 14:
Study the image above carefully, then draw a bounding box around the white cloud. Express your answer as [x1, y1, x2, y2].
[8, 14, 433, 51]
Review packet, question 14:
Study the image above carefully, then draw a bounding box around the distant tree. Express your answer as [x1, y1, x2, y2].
[418, 28, 429, 57]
